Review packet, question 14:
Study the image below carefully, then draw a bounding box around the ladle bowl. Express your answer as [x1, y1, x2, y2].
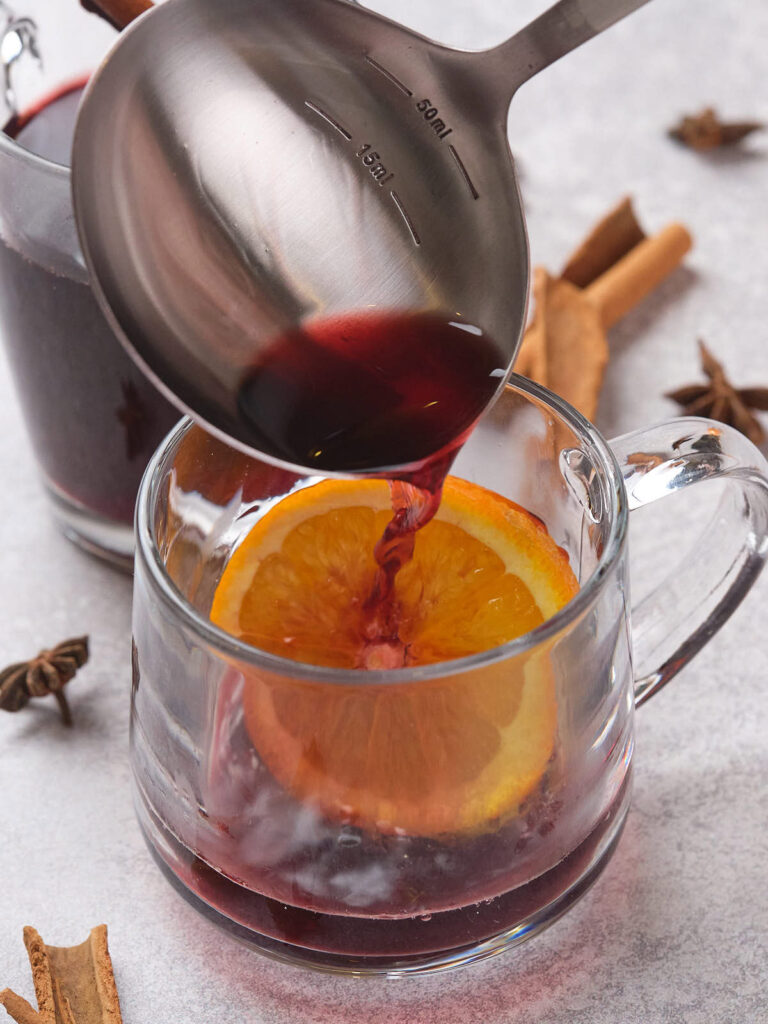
[72, 0, 651, 473]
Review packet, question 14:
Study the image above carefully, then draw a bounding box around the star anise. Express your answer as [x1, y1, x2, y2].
[668, 108, 763, 151]
[666, 341, 768, 446]
[0, 636, 89, 726]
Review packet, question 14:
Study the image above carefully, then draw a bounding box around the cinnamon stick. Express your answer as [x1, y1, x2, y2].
[520, 269, 608, 422]
[0, 926, 123, 1024]
[79, 0, 153, 31]
[561, 197, 646, 289]
[584, 223, 692, 330]
[516, 199, 692, 420]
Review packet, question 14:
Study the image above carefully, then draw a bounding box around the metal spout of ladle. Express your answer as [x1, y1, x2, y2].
[73, 0, 653, 475]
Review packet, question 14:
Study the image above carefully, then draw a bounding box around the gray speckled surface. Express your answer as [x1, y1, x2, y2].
[1, 0, 767, 1021]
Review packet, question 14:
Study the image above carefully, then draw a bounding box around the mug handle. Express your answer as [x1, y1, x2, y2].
[608, 416, 768, 707]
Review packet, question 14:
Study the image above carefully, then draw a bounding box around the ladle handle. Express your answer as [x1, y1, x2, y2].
[486, 0, 653, 101]
[80, 0, 152, 31]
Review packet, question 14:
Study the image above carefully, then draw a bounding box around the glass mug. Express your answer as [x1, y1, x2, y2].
[0, 1, 177, 567]
[131, 379, 768, 975]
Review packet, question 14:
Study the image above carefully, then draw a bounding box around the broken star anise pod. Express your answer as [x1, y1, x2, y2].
[666, 341, 768, 446]
[0, 636, 89, 726]
[668, 107, 763, 151]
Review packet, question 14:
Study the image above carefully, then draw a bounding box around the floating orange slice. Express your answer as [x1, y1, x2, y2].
[210, 477, 578, 835]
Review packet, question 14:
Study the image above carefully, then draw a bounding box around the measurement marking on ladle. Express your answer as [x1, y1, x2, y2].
[364, 55, 412, 96]
[355, 143, 394, 187]
[448, 145, 479, 200]
[390, 191, 421, 246]
[304, 100, 352, 140]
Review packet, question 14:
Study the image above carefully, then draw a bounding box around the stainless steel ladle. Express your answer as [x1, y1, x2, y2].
[72, 0, 652, 472]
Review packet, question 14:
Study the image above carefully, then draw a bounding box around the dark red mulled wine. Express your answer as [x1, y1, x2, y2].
[238, 310, 506, 474]
[0, 81, 178, 525]
[141, 722, 630, 964]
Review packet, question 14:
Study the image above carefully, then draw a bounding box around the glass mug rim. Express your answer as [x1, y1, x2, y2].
[135, 375, 628, 685]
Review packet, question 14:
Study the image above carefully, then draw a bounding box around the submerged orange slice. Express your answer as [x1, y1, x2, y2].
[210, 477, 578, 835]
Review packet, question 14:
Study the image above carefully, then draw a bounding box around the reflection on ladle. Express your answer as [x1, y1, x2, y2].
[73, 0, 654, 474]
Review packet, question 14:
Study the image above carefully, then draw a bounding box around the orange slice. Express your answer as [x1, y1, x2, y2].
[210, 477, 578, 835]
